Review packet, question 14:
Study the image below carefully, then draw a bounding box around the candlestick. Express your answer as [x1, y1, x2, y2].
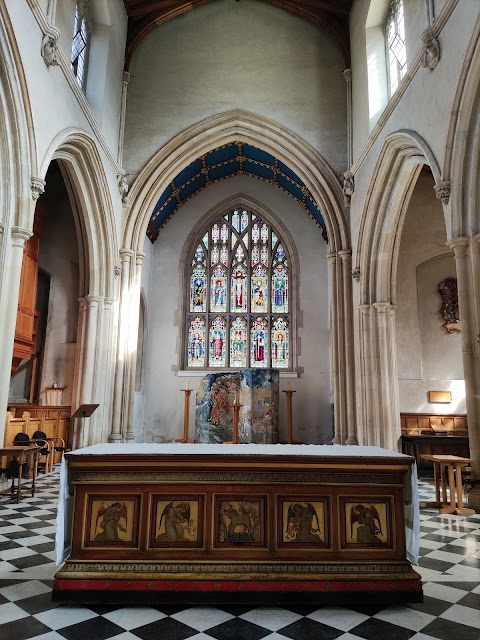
[282, 387, 297, 444]
[185, 378, 190, 390]
[176, 387, 193, 443]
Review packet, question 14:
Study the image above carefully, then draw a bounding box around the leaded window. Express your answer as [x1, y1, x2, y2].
[71, 0, 91, 89]
[186, 209, 291, 370]
[386, 0, 407, 95]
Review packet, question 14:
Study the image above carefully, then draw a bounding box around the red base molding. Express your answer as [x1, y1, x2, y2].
[54, 578, 422, 594]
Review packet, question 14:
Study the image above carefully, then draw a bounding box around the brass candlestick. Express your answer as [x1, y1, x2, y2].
[176, 387, 193, 443]
[282, 388, 296, 444]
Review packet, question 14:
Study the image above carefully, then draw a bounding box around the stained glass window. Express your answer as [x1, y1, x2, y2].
[185, 208, 292, 369]
[71, 1, 91, 90]
[386, 0, 407, 95]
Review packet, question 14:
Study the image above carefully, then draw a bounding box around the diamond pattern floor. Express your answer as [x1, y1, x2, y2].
[0, 470, 479, 640]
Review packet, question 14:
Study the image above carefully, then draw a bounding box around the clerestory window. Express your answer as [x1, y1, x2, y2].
[71, 0, 91, 90]
[185, 208, 291, 370]
[385, 0, 407, 95]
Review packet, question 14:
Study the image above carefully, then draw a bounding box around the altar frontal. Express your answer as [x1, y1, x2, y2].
[54, 444, 422, 604]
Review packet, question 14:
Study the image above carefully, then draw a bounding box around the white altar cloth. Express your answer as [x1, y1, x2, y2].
[56, 444, 419, 565]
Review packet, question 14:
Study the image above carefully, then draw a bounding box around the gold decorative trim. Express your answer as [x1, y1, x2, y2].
[72, 471, 405, 485]
[60, 560, 415, 576]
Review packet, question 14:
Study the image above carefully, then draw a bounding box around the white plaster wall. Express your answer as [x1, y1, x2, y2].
[138, 176, 331, 445]
[395, 170, 464, 414]
[124, 0, 347, 179]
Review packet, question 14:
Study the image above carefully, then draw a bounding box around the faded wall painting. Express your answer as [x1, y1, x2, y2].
[153, 499, 201, 547]
[88, 498, 136, 545]
[345, 502, 389, 545]
[217, 498, 264, 545]
[282, 500, 325, 544]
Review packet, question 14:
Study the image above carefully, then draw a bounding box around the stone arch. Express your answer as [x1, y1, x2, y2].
[37, 130, 118, 445]
[114, 111, 356, 445]
[123, 110, 348, 254]
[356, 130, 442, 304]
[40, 129, 117, 300]
[355, 130, 445, 450]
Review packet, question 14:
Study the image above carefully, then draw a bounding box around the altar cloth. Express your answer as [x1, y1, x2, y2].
[56, 443, 419, 565]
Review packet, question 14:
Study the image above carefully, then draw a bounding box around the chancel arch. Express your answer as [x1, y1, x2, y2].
[116, 111, 356, 447]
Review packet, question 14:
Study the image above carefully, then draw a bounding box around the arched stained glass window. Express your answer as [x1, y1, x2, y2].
[186, 208, 291, 369]
[385, 0, 407, 95]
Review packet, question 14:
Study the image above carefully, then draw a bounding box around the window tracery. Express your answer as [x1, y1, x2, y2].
[71, 0, 91, 89]
[386, 0, 407, 95]
[186, 208, 291, 370]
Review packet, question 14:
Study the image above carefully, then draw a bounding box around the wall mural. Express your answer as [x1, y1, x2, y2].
[439, 277, 460, 333]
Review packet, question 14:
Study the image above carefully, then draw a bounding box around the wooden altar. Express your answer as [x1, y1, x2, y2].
[54, 444, 421, 604]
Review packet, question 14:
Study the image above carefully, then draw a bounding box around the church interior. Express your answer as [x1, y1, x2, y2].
[0, 0, 480, 638]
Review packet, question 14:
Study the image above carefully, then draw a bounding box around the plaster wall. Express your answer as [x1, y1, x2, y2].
[395, 170, 464, 414]
[123, 0, 347, 180]
[37, 167, 80, 408]
[137, 176, 331, 445]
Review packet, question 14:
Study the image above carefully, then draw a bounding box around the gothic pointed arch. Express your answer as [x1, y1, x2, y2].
[123, 110, 348, 254]
[356, 130, 442, 303]
[40, 129, 117, 299]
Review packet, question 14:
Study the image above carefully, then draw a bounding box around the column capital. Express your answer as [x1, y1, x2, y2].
[85, 294, 101, 308]
[327, 252, 337, 263]
[358, 304, 371, 316]
[373, 301, 393, 315]
[120, 248, 134, 262]
[447, 236, 469, 256]
[135, 251, 146, 266]
[343, 68, 352, 82]
[104, 297, 116, 308]
[11, 226, 33, 245]
[123, 71, 131, 85]
[338, 249, 352, 263]
[30, 177, 46, 201]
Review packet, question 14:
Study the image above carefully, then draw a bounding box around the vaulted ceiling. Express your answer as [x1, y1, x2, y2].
[123, 0, 353, 68]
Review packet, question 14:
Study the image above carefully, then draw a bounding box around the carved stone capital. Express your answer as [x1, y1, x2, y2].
[343, 68, 352, 83]
[114, 265, 122, 277]
[30, 177, 46, 201]
[123, 71, 131, 85]
[343, 171, 354, 207]
[421, 27, 440, 70]
[352, 268, 360, 282]
[446, 236, 469, 258]
[41, 27, 60, 68]
[434, 180, 451, 204]
[11, 226, 33, 246]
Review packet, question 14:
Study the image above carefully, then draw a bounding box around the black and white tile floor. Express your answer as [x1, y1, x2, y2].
[0, 472, 479, 640]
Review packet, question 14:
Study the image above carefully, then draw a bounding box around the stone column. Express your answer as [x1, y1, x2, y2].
[447, 237, 480, 496]
[125, 251, 145, 442]
[46, 0, 58, 22]
[343, 69, 353, 168]
[74, 295, 100, 448]
[328, 252, 343, 444]
[110, 249, 133, 442]
[117, 71, 131, 166]
[373, 302, 400, 451]
[0, 226, 32, 444]
[358, 304, 374, 445]
[339, 250, 357, 444]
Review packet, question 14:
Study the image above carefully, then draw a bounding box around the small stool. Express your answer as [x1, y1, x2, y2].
[421, 454, 475, 515]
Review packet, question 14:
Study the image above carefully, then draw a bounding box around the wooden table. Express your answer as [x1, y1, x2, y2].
[421, 454, 475, 515]
[0, 446, 38, 503]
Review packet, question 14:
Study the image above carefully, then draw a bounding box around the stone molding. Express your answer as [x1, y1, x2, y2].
[342, 171, 354, 207]
[434, 180, 451, 204]
[30, 176, 46, 201]
[41, 26, 60, 68]
[421, 27, 440, 70]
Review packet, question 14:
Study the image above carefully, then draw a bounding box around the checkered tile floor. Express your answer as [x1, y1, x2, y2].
[0, 472, 479, 640]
